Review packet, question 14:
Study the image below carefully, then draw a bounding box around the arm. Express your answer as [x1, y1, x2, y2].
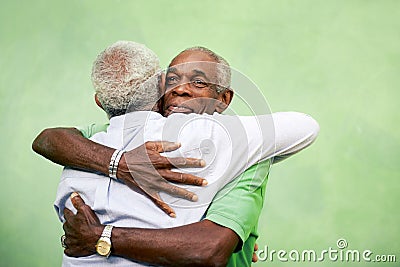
[64, 193, 238, 267]
[32, 127, 113, 174]
[32, 127, 206, 216]
[64, 161, 270, 266]
[204, 112, 318, 186]
[234, 111, 319, 165]
[205, 160, 270, 266]
[269, 112, 320, 163]
[32, 127, 203, 180]
[113, 220, 238, 267]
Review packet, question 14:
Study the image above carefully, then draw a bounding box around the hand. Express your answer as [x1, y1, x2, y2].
[63, 192, 102, 257]
[117, 141, 207, 217]
[252, 243, 258, 263]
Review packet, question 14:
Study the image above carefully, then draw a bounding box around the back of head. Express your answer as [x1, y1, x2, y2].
[92, 41, 160, 117]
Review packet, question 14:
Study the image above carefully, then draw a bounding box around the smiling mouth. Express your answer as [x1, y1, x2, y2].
[167, 105, 193, 114]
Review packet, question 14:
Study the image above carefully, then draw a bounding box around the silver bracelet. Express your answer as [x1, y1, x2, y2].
[109, 149, 124, 180]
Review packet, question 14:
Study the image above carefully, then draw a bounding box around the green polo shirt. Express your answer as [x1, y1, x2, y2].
[78, 123, 270, 267]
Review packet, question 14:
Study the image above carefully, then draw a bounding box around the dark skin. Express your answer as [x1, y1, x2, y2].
[163, 51, 233, 117]
[32, 128, 206, 217]
[64, 193, 238, 267]
[33, 51, 258, 266]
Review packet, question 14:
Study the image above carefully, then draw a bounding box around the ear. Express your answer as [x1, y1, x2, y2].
[215, 88, 234, 113]
[94, 94, 104, 110]
[159, 72, 166, 95]
[151, 72, 166, 113]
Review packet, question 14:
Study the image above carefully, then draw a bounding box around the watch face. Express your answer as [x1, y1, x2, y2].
[96, 239, 111, 256]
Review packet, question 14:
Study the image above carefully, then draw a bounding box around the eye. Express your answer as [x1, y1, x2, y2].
[166, 75, 178, 85]
[192, 79, 208, 88]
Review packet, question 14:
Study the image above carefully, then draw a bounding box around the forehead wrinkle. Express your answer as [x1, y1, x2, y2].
[167, 63, 216, 81]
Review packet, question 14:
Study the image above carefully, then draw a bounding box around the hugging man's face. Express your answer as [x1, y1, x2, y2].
[161, 50, 231, 117]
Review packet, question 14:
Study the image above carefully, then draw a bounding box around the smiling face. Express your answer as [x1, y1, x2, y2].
[162, 50, 233, 117]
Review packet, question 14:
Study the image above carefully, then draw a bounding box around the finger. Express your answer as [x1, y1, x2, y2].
[63, 234, 71, 248]
[64, 207, 74, 222]
[63, 221, 69, 232]
[63, 248, 81, 258]
[70, 192, 85, 210]
[166, 157, 206, 168]
[82, 207, 101, 225]
[161, 183, 198, 202]
[69, 198, 101, 225]
[252, 252, 258, 263]
[136, 183, 176, 217]
[147, 192, 176, 218]
[63, 218, 73, 233]
[64, 248, 72, 257]
[146, 141, 180, 153]
[252, 243, 259, 263]
[159, 170, 207, 186]
[63, 222, 74, 239]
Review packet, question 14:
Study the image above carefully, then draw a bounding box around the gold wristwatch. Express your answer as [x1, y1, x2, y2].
[95, 225, 113, 257]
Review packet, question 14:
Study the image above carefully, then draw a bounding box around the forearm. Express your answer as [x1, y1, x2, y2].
[111, 220, 238, 267]
[32, 127, 114, 174]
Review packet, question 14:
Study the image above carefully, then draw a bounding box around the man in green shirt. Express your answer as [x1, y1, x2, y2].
[34, 43, 318, 266]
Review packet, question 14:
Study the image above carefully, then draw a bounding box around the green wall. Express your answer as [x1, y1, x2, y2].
[1, 1, 398, 266]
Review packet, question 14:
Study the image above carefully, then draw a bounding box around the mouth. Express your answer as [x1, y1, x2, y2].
[166, 104, 194, 115]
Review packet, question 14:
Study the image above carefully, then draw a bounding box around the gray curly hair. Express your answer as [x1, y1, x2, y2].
[180, 46, 231, 93]
[92, 41, 161, 117]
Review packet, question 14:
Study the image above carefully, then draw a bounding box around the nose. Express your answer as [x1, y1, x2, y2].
[170, 81, 193, 96]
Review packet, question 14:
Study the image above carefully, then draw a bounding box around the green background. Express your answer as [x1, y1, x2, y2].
[1, 0, 399, 266]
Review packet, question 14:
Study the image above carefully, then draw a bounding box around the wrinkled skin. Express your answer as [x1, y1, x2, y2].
[118, 141, 207, 217]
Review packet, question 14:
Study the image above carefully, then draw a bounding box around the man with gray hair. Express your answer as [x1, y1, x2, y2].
[93, 41, 161, 117]
[34, 42, 319, 266]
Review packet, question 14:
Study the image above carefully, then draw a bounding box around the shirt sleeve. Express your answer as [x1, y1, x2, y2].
[205, 160, 270, 250]
[238, 111, 320, 164]
[208, 112, 319, 186]
[268, 112, 320, 163]
[76, 123, 109, 138]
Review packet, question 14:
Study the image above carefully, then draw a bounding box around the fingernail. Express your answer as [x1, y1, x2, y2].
[175, 142, 181, 148]
[191, 195, 198, 202]
[199, 159, 206, 167]
[202, 180, 208, 186]
[70, 192, 79, 199]
[169, 212, 176, 218]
